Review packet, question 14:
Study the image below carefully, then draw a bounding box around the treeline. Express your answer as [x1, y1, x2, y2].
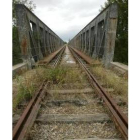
[100, 0, 128, 64]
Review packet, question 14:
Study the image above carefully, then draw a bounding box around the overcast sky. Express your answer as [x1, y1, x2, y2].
[32, 0, 106, 42]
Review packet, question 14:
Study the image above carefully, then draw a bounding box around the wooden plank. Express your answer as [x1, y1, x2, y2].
[47, 88, 94, 94]
[36, 113, 111, 123]
[45, 99, 87, 106]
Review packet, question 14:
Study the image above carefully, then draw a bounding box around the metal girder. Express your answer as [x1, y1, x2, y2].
[15, 4, 64, 68]
[69, 3, 118, 67]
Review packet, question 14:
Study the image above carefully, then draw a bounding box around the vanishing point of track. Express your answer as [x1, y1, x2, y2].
[13, 45, 128, 140]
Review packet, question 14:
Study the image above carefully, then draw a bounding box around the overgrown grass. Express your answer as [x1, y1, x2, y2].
[63, 68, 86, 83]
[13, 67, 47, 110]
[13, 67, 75, 111]
[46, 67, 67, 84]
[13, 66, 88, 111]
[91, 65, 128, 96]
[46, 67, 87, 85]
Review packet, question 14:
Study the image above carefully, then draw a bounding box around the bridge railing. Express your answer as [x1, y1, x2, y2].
[69, 3, 118, 67]
[15, 4, 64, 68]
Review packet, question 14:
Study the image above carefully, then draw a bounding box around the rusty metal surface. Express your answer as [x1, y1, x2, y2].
[71, 47, 95, 65]
[13, 81, 46, 140]
[37, 46, 65, 66]
[69, 46, 128, 140]
[15, 4, 64, 68]
[13, 47, 65, 140]
[52, 46, 66, 68]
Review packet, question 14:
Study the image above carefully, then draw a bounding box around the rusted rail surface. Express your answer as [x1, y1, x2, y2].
[13, 81, 47, 140]
[52, 46, 66, 68]
[69, 46, 128, 140]
[71, 47, 94, 65]
[13, 45, 128, 140]
[13, 47, 66, 140]
[37, 46, 65, 66]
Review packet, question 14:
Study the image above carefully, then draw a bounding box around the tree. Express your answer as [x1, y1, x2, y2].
[100, 0, 128, 64]
[12, 0, 36, 65]
[13, 0, 36, 11]
[13, 0, 36, 24]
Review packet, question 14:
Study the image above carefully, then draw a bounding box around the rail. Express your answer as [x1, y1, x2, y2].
[69, 46, 128, 140]
[13, 46, 66, 140]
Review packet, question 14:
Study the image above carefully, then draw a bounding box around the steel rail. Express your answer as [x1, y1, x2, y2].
[13, 47, 66, 140]
[69, 46, 128, 140]
[52, 46, 66, 68]
[37, 46, 65, 66]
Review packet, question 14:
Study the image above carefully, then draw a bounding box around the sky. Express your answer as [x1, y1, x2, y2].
[32, 0, 107, 42]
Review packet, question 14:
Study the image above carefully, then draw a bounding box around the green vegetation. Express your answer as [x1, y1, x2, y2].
[100, 0, 128, 64]
[46, 67, 67, 84]
[13, 0, 36, 18]
[13, 67, 68, 110]
[64, 42, 67, 44]
[63, 68, 86, 83]
[13, 67, 47, 110]
[91, 65, 128, 99]
[13, 66, 87, 110]
[45, 67, 86, 84]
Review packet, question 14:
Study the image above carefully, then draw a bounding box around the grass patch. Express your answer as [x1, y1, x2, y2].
[91, 65, 128, 96]
[46, 67, 67, 84]
[46, 67, 87, 85]
[47, 67, 87, 90]
[13, 67, 47, 111]
[63, 68, 86, 83]
[13, 67, 76, 111]
[13, 66, 88, 111]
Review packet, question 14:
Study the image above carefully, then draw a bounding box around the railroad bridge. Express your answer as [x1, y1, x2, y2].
[13, 2, 128, 140]
[14, 3, 120, 70]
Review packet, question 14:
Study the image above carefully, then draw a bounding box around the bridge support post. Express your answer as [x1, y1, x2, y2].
[103, 3, 118, 67]
[15, 4, 33, 68]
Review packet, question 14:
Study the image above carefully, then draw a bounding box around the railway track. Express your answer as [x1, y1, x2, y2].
[13, 45, 128, 140]
[69, 46, 128, 140]
[13, 45, 66, 140]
